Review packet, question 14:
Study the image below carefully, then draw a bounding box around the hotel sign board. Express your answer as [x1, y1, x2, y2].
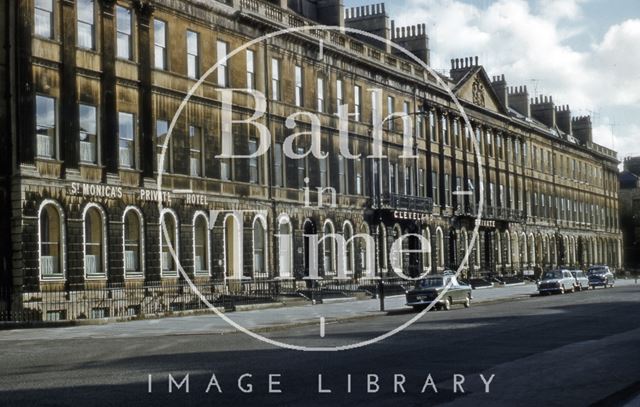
[68, 182, 207, 206]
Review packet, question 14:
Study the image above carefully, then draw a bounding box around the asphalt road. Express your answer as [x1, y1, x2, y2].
[1, 284, 639, 407]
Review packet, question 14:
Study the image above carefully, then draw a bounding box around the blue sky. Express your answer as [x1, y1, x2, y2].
[345, 0, 640, 160]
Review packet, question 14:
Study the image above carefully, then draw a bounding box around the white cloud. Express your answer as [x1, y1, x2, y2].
[536, 0, 586, 22]
[391, 0, 639, 159]
[591, 19, 640, 106]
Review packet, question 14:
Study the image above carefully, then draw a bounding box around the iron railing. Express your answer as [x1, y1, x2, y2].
[373, 192, 434, 213]
[0, 277, 414, 324]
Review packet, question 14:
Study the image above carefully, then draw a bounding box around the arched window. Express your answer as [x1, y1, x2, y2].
[225, 214, 242, 279]
[495, 232, 502, 265]
[393, 224, 404, 270]
[193, 212, 210, 276]
[277, 216, 293, 278]
[460, 228, 468, 269]
[123, 207, 143, 277]
[323, 220, 336, 275]
[253, 216, 267, 277]
[343, 222, 354, 275]
[422, 227, 432, 272]
[528, 234, 535, 266]
[475, 233, 481, 269]
[39, 201, 64, 278]
[377, 225, 387, 275]
[84, 204, 106, 277]
[160, 209, 178, 276]
[436, 227, 445, 269]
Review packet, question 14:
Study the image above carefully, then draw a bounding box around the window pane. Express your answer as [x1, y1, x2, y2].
[217, 41, 228, 86]
[77, 23, 93, 49]
[187, 31, 198, 54]
[79, 104, 97, 163]
[77, 0, 94, 49]
[154, 20, 166, 47]
[34, 6, 53, 38]
[116, 6, 131, 34]
[116, 6, 131, 59]
[36, 96, 55, 127]
[36, 95, 56, 158]
[77, 0, 94, 23]
[156, 120, 169, 172]
[117, 33, 131, 59]
[246, 50, 255, 89]
[154, 20, 166, 69]
[119, 112, 134, 167]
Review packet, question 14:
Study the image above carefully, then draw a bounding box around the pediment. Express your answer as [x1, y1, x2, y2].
[454, 68, 507, 114]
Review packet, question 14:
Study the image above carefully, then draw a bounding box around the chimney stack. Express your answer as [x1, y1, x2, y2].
[450, 55, 480, 83]
[530, 94, 556, 129]
[508, 85, 530, 118]
[490, 74, 508, 109]
[555, 105, 572, 135]
[572, 116, 593, 145]
[344, 2, 390, 52]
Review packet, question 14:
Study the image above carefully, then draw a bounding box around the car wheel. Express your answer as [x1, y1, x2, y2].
[559, 286, 565, 294]
[464, 295, 471, 308]
[443, 297, 451, 311]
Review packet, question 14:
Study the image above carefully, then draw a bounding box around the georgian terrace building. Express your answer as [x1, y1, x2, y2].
[0, 0, 622, 318]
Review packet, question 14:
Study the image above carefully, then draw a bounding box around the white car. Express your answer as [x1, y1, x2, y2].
[538, 270, 577, 294]
[570, 270, 590, 291]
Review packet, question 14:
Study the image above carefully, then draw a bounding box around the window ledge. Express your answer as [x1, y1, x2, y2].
[35, 157, 63, 164]
[40, 276, 66, 282]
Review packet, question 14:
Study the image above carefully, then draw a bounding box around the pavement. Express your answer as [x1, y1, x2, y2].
[0, 280, 549, 340]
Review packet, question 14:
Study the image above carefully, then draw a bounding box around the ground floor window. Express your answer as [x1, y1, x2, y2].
[160, 210, 178, 276]
[39, 201, 64, 278]
[123, 207, 143, 277]
[84, 204, 106, 277]
[193, 213, 210, 276]
[253, 216, 267, 277]
[278, 217, 293, 278]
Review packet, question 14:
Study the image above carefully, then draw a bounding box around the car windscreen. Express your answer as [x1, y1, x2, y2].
[542, 271, 563, 280]
[588, 268, 606, 275]
[415, 278, 443, 288]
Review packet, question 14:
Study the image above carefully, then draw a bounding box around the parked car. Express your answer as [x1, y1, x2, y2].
[570, 270, 590, 291]
[538, 269, 577, 294]
[406, 273, 472, 311]
[588, 265, 615, 288]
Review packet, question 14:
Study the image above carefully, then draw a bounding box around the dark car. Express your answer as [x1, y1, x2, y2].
[588, 265, 615, 288]
[406, 273, 472, 311]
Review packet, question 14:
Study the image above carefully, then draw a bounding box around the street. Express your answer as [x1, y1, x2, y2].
[0, 283, 639, 406]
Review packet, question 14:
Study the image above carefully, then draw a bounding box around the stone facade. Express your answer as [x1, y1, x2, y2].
[0, 0, 623, 318]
